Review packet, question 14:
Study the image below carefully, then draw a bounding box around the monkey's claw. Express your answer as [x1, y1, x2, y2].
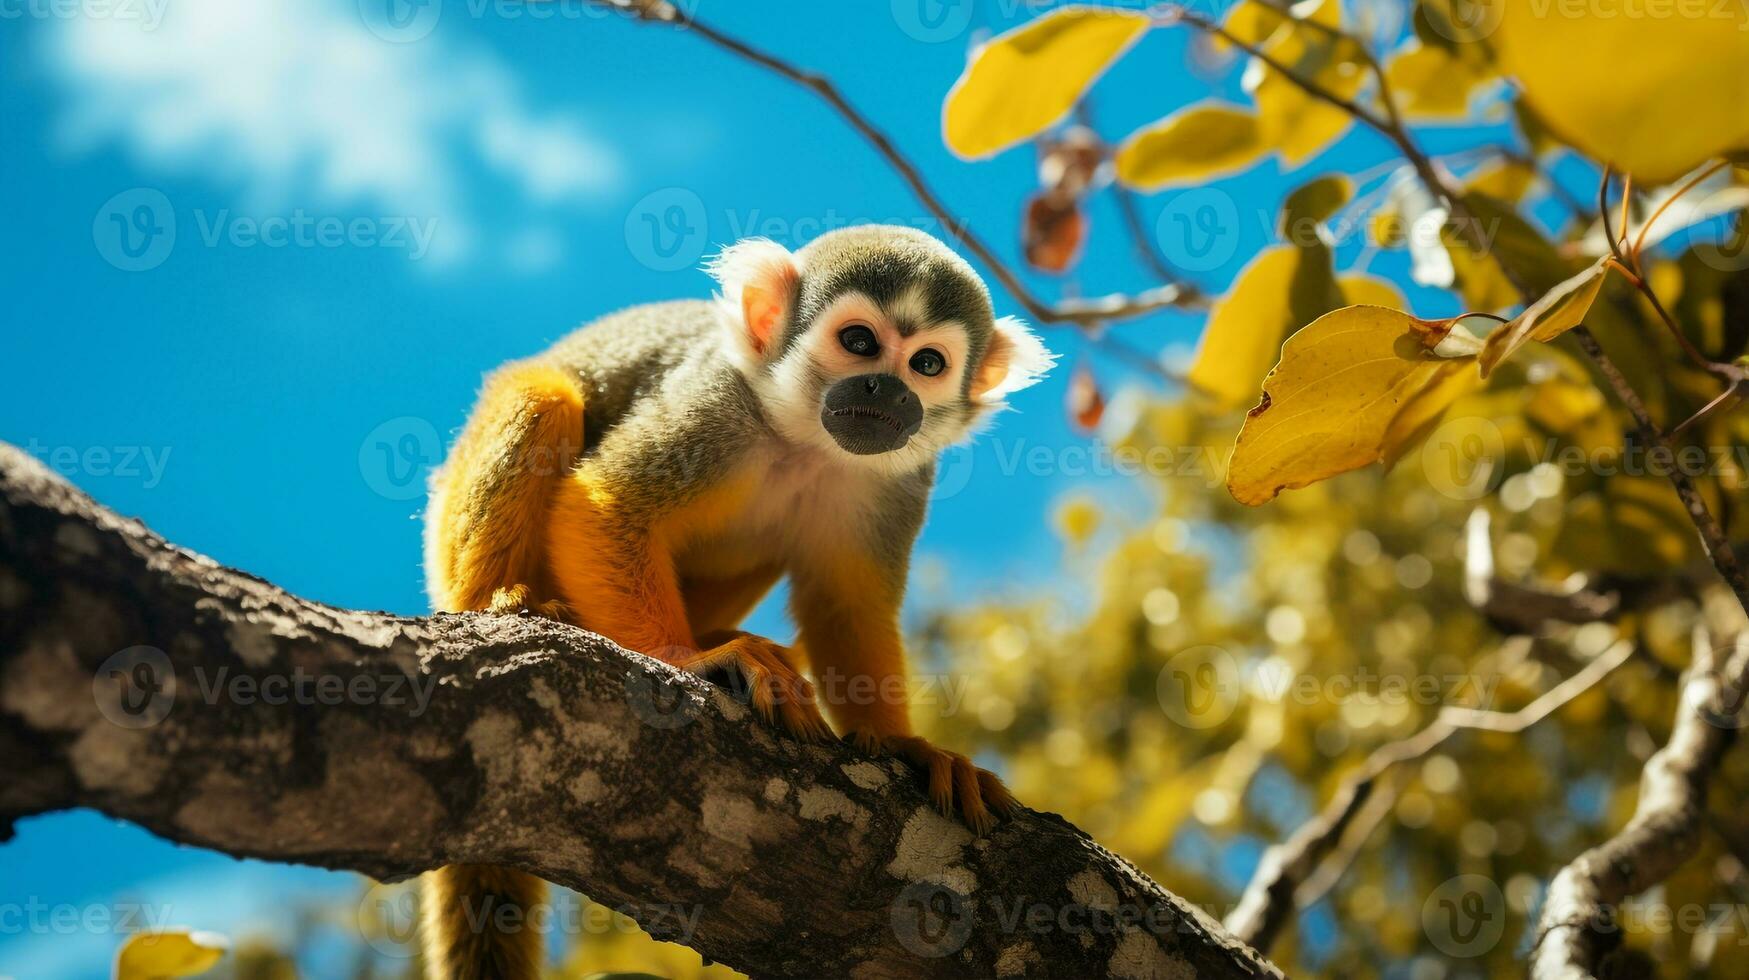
[853, 732, 1016, 835]
[486, 584, 572, 622]
[680, 634, 834, 743]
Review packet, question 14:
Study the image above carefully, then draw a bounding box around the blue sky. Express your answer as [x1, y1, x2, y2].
[0, 0, 1551, 974]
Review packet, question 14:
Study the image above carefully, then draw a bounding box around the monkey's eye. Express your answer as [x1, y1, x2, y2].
[909, 348, 947, 377]
[839, 325, 880, 357]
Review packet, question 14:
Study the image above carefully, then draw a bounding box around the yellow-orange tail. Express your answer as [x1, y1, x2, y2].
[421, 362, 584, 979]
[421, 865, 546, 980]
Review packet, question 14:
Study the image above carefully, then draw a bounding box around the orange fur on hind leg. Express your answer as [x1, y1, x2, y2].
[426, 362, 584, 615]
[545, 474, 699, 657]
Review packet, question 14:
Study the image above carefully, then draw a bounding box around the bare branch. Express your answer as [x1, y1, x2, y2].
[1530, 629, 1749, 979]
[1225, 640, 1638, 953]
[1463, 509, 1621, 632]
[0, 444, 1279, 980]
[597, 0, 1201, 334]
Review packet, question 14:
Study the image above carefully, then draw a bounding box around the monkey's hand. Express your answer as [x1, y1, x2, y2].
[850, 732, 1016, 835]
[680, 632, 834, 743]
[485, 584, 573, 622]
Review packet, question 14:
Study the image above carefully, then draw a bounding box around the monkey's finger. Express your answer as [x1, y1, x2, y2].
[776, 694, 832, 743]
[736, 658, 778, 722]
[916, 748, 955, 817]
[977, 768, 1017, 818]
[951, 756, 994, 835]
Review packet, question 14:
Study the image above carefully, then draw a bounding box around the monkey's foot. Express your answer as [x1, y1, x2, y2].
[852, 732, 1016, 835]
[679, 634, 834, 743]
[486, 584, 572, 622]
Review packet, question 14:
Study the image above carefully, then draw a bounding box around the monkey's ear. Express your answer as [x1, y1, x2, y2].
[706, 238, 800, 365]
[971, 316, 1056, 404]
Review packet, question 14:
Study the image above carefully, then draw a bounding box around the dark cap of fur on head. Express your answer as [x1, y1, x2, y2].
[783, 225, 997, 361]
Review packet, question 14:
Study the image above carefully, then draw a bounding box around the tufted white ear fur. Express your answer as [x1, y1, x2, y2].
[705, 238, 800, 370]
[971, 315, 1056, 404]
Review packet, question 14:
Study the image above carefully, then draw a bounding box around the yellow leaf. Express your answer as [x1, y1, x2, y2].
[1380, 357, 1484, 467]
[1224, 0, 1362, 166]
[1227, 306, 1482, 506]
[1340, 274, 1405, 309]
[1189, 244, 1344, 409]
[942, 6, 1151, 159]
[1253, 51, 1364, 165]
[115, 930, 228, 980]
[1280, 174, 1352, 241]
[1478, 257, 1612, 376]
[1491, 1, 1749, 182]
[1441, 192, 1568, 312]
[1465, 158, 1537, 204]
[1055, 495, 1102, 544]
[1115, 102, 1268, 189]
[1384, 42, 1483, 119]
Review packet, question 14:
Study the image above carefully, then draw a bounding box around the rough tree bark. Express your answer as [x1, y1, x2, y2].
[1530, 628, 1749, 979]
[0, 443, 1279, 980]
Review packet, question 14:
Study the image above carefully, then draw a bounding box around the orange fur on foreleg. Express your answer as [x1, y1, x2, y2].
[790, 554, 1014, 833]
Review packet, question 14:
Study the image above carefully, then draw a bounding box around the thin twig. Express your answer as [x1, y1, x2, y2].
[607, 0, 1199, 332]
[1598, 168, 1718, 371]
[1224, 640, 1639, 953]
[1632, 160, 1730, 259]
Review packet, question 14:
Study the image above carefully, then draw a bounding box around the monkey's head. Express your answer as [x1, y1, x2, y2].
[708, 225, 1054, 476]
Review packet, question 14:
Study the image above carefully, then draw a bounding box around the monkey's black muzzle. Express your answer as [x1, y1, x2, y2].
[821, 373, 923, 455]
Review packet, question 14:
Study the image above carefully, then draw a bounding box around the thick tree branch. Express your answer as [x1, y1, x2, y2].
[0, 444, 1278, 980]
[1530, 629, 1749, 979]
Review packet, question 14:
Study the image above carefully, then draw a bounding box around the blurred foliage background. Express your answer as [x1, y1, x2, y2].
[89, 0, 1749, 976]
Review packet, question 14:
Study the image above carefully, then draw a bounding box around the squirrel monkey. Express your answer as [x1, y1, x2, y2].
[420, 225, 1053, 979]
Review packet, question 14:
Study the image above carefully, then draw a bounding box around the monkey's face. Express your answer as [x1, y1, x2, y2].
[709, 226, 1055, 477]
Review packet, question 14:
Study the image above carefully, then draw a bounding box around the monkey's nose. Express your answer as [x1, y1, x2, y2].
[862, 374, 910, 403]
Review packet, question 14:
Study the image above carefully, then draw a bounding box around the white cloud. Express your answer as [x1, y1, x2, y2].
[41, 0, 619, 264]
